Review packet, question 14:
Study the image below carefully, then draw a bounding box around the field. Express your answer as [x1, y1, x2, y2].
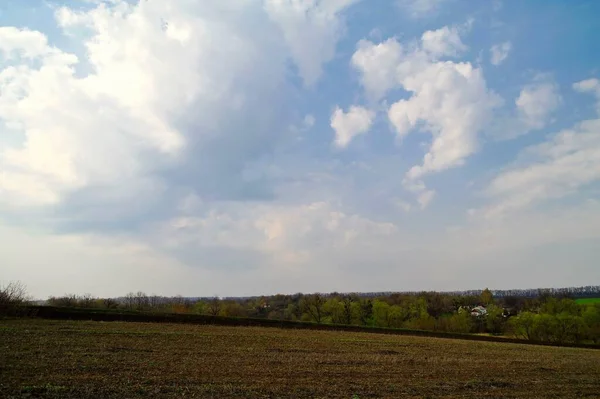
[576, 298, 600, 305]
[1, 319, 599, 398]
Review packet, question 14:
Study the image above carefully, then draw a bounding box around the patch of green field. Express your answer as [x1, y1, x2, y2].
[576, 298, 600, 305]
[1, 319, 599, 398]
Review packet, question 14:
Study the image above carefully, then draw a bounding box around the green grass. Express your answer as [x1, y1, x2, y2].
[1, 319, 599, 398]
[576, 298, 600, 305]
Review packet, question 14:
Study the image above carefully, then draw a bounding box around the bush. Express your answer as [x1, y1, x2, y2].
[510, 311, 588, 344]
[0, 281, 29, 316]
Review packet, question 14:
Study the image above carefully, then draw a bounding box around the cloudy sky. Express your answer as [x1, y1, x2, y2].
[1, 0, 599, 298]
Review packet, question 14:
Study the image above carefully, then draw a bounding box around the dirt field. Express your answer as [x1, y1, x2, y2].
[1, 319, 599, 398]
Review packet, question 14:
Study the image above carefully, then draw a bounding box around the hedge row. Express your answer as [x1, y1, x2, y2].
[23, 305, 600, 350]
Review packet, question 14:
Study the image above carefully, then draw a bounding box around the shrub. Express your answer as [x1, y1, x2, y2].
[0, 281, 29, 316]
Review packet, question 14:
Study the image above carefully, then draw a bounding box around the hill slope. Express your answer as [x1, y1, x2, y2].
[1, 319, 599, 398]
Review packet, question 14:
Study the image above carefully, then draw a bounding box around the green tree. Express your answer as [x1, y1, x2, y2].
[553, 312, 587, 344]
[221, 301, 246, 317]
[533, 313, 558, 342]
[582, 305, 600, 343]
[283, 303, 301, 321]
[447, 312, 473, 333]
[426, 293, 453, 318]
[480, 288, 493, 305]
[485, 304, 505, 334]
[406, 296, 428, 320]
[540, 298, 580, 315]
[300, 294, 326, 324]
[192, 300, 207, 314]
[341, 295, 355, 325]
[509, 311, 537, 340]
[372, 300, 391, 328]
[351, 298, 373, 326]
[323, 298, 345, 324]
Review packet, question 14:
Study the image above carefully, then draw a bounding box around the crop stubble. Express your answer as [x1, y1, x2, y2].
[1, 319, 599, 398]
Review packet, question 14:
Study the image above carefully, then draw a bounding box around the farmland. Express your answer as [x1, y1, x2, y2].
[576, 298, 600, 305]
[1, 319, 599, 398]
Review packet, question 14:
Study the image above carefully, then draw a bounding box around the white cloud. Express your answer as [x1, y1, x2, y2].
[394, 199, 412, 212]
[163, 201, 400, 256]
[0, 25, 162, 206]
[8, 194, 599, 297]
[480, 118, 600, 218]
[573, 78, 600, 94]
[421, 26, 467, 58]
[152, 201, 404, 289]
[0, 27, 55, 59]
[303, 114, 316, 128]
[352, 26, 500, 207]
[573, 78, 600, 114]
[455, 201, 600, 267]
[330, 105, 375, 148]
[351, 26, 467, 101]
[516, 78, 561, 130]
[417, 190, 436, 209]
[0, 0, 363, 211]
[486, 75, 562, 141]
[351, 38, 403, 101]
[0, 1, 313, 210]
[398, 0, 450, 18]
[390, 61, 499, 180]
[264, 0, 360, 86]
[2, 2, 599, 297]
[0, 224, 200, 298]
[489, 41, 511, 66]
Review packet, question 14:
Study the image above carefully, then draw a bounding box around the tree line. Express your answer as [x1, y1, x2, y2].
[42, 287, 600, 344]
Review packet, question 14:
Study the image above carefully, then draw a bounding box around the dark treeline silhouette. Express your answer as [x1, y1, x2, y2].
[41, 286, 600, 345]
[329, 285, 600, 299]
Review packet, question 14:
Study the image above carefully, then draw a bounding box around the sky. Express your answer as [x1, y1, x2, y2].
[1, 0, 599, 299]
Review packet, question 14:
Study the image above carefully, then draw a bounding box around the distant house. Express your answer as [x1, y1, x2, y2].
[470, 306, 488, 317]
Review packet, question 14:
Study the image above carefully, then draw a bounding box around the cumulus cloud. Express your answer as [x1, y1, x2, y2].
[573, 78, 600, 94]
[516, 78, 562, 130]
[145, 200, 409, 292]
[421, 26, 467, 58]
[397, 0, 450, 18]
[479, 118, 600, 219]
[487, 75, 562, 140]
[489, 41, 511, 66]
[416, 190, 436, 209]
[352, 26, 501, 206]
[351, 38, 403, 101]
[2, 1, 599, 297]
[478, 77, 600, 218]
[330, 106, 375, 148]
[264, 0, 360, 86]
[573, 78, 600, 113]
[0, 24, 172, 207]
[0, 0, 358, 222]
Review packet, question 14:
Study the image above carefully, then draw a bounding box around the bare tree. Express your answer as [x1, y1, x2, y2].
[208, 297, 222, 316]
[80, 293, 96, 308]
[47, 294, 78, 307]
[0, 281, 28, 315]
[102, 298, 119, 309]
[124, 292, 136, 310]
[149, 295, 162, 310]
[134, 291, 149, 311]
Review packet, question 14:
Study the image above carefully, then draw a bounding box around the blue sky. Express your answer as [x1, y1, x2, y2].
[1, 0, 599, 298]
